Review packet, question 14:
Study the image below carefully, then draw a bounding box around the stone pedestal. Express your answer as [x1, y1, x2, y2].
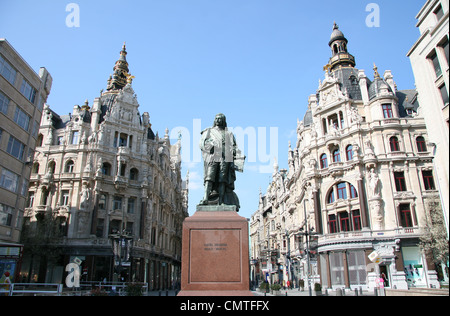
[178, 205, 253, 296]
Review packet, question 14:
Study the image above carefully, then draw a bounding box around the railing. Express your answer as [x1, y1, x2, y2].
[0, 283, 63, 296]
[78, 281, 149, 296]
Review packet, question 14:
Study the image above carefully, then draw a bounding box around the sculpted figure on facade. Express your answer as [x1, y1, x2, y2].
[368, 168, 380, 198]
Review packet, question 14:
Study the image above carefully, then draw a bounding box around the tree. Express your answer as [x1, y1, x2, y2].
[420, 199, 449, 280]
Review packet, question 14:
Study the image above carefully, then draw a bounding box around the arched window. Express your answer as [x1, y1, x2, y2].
[130, 168, 139, 181]
[416, 136, 427, 152]
[327, 190, 335, 204]
[65, 160, 74, 173]
[333, 149, 341, 162]
[350, 184, 358, 198]
[37, 134, 44, 147]
[390, 136, 400, 152]
[346, 145, 353, 161]
[47, 161, 56, 174]
[320, 154, 328, 169]
[32, 162, 40, 174]
[327, 182, 358, 204]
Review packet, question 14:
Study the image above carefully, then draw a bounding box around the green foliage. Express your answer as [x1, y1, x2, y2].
[271, 283, 282, 291]
[124, 283, 144, 296]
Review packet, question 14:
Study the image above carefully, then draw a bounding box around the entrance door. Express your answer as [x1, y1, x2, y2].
[379, 265, 390, 288]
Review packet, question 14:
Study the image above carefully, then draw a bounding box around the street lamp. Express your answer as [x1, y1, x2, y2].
[295, 199, 320, 296]
[110, 229, 133, 282]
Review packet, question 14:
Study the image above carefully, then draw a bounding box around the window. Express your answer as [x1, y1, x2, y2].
[0, 203, 14, 226]
[333, 149, 341, 163]
[0, 92, 10, 115]
[102, 163, 111, 176]
[71, 131, 79, 145]
[65, 160, 75, 173]
[441, 38, 449, 66]
[429, 51, 442, 78]
[352, 210, 361, 231]
[327, 182, 357, 203]
[422, 171, 436, 190]
[20, 79, 37, 104]
[0, 54, 17, 85]
[56, 136, 64, 146]
[328, 215, 337, 234]
[394, 172, 407, 191]
[127, 198, 135, 214]
[346, 145, 353, 161]
[113, 196, 122, 210]
[416, 136, 427, 152]
[98, 194, 107, 210]
[399, 204, 414, 228]
[434, 4, 444, 21]
[339, 212, 351, 232]
[350, 184, 358, 198]
[7, 136, 25, 160]
[327, 190, 335, 204]
[130, 168, 138, 181]
[390, 136, 400, 152]
[337, 182, 347, 200]
[61, 190, 70, 206]
[14, 107, 31, 131]
[439, 84, 449, 105]
[320, 154, 328, 169]
[382, 104, 393, 118]
[27, 192, 35, 208]
[0, 168, 19, 192]
[120, 164, 126, 177]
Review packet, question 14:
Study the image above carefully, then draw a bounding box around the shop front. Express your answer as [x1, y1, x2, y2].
[0, 243, 23, 288]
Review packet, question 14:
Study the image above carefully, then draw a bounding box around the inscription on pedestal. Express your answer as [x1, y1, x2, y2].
[189, 229, 241, 283]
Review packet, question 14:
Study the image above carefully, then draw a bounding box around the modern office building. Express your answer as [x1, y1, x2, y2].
[0, 39, 52, 282]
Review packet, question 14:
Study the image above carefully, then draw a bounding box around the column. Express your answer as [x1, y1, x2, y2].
[326, 252, 332, 289]
[343, 251, 350, 289]
[357, 179, 369, 228]
[314, 191, 323, 234]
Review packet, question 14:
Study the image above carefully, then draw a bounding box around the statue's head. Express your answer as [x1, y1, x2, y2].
[213, 113, 227, 128]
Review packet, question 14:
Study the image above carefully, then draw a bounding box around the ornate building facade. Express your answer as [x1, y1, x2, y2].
[20, 45, 189, 288]
[250, 24, 443, 291]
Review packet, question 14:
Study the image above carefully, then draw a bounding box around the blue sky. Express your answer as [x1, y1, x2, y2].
[1, 0, 425, 219]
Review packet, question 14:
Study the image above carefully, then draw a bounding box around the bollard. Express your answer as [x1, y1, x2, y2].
[374, 288, 378, 296]
[354, 288, 359, 296]
[166, 290, 169, 296]
[359, 287, 363, 296]
[325, 289, 328, 296]
[336, 288, 342, 296]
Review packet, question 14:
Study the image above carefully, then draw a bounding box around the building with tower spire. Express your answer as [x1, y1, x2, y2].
[250, 23, 444, 291]
[20, 45, 189, 288]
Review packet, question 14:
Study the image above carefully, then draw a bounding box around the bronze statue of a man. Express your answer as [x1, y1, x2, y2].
[199, 113, 244, 211]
